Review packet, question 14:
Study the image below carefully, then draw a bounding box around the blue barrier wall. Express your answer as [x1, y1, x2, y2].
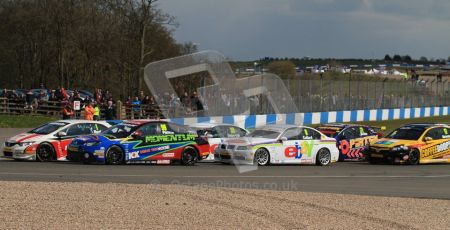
[169, 106, 450, 129]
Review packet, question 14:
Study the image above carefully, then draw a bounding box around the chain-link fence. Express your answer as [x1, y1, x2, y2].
[277, 78, 450, 113]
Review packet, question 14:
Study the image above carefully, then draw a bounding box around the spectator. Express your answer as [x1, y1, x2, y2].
[40, 90, 49, 102]
[31, 98, 39, 113]
[93, 103, 101, 121]
[84, 102, 95, 120]
[25, 90, 33, 109]
[62, 104, 74, 120]
[104, 100, 116, 120]
[132, 96, 141, 119]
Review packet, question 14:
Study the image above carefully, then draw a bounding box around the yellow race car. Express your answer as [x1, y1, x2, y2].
[365, 123, 450, 164]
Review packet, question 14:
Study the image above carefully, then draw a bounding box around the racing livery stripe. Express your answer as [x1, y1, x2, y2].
[17, 134, 40, 142]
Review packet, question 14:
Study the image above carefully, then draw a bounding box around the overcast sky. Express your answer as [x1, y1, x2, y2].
[158, 0, 450, 61]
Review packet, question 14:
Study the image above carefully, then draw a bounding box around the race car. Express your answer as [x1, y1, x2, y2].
[364, 123, 450, 164]
[189, 123, 248, 161]
[67, 120, 210, 165]
[215, 125, 339, 166]
[2, 120, 110, 161]
[317, 123, 383, 161]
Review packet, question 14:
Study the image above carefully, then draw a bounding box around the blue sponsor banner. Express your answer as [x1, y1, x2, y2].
[245, 115, 256, 129]
[223, 115, 234, 124]
[336, 111, 344, 123]
[303, 113, 313, 125]
[266, 114, 277, 125]
[364, 110, 371, 121]
[179, 106, 449, 128]
[197, 116, 210, 123]
[350, 111, 357, 122]
[399, 108, 405, 119]
[286, 113, 296, 125]
[320, 112, 329, 124]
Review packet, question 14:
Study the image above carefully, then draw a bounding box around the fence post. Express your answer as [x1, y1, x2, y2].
[116, 100, 123, 120]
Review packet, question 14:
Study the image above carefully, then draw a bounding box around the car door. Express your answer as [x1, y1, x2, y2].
[126, 123, 161, 161]
[337, 127, 360, 158]
[57, 123, 94, 159]
[278, 127, 303, 163]
[421, 127, 448, 161]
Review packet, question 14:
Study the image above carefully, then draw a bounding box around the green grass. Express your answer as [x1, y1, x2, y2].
[0, 115, 57, 128]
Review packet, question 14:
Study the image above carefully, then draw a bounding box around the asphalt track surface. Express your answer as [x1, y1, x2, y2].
[1, 128, 449, 200]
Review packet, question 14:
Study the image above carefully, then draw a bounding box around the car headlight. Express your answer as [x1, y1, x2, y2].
[18, 142, 35, 147]
[392, 145, 408, 152]
[85, 142, 100, 147]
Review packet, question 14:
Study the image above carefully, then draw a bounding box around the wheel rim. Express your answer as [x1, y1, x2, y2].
[183, 148, 197, 165]
[108, 148, 123, 164]
[409, 151, 419, 164]
[256, 150, 269, 165]
[319, 150, 331, 165]
[38, 145, 53, 161]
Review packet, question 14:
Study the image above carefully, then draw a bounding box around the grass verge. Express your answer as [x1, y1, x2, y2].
[0, 115, 57, 128]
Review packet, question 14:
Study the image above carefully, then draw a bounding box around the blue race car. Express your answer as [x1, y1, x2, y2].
[67, 120, 210, 165]
[317, 124, 383, 161]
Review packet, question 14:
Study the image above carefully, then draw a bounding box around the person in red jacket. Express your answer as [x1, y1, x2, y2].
[62, 105, 74, 120]
[84, 102, 95, 120]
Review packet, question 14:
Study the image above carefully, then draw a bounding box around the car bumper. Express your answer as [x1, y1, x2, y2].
[9, 146, 36, 161]
[365, 148, 409, 163]
[215, 148, 255, 165]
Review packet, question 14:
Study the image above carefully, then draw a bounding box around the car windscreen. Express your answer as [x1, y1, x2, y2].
[102, 124, 137, 139]
[386, 127, 425, 140]
[29, 122, 68, 134]
[247, 129, 280, 139]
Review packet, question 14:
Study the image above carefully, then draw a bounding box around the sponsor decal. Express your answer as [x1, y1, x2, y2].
[94, 150, 105, 157]
[162, 152, 175, 158]
[129, 151, 140, 159]
[284, 140, 314, 159]
[340, 136, 376, 157]
[144, 134, 196, 144]
[157, 160, 170, 164]
[422, 140, 450, 158]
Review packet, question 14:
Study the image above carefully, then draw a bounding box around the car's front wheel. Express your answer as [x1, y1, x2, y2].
[105, 146, 124, 165]
[408, 149, 420, 165]
[36, 143, 55, 162]
[254, 148, 270, 166]
[316, 148, 331, 166]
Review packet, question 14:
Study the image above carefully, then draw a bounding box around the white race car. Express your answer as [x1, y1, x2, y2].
[2, 120, 111, 161]
[189, 123, 248, 161]
[215, 125, 339, 166]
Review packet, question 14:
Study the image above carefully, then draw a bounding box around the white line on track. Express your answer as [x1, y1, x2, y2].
[0, 172, 450, 179]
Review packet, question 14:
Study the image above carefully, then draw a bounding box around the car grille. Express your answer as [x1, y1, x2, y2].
[221, 155, 231, 159]
[4, 142, 16, 147]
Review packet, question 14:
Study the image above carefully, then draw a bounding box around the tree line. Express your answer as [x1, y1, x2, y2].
[0, 0, 196, 99]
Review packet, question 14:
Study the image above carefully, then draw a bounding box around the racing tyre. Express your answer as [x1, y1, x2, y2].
[408, 149, 420, 165]
[106, 146, 124, 165]
[316, 148, 331, 166]
[36, 143, 55, 162]
[181, 146, 198, 166]
[254, 148, 270, 166]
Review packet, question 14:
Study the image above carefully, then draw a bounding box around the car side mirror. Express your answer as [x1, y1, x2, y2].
[424, 137, 433, 142]
[57, 131, 67, 138]
[279, 137, 288, 142]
